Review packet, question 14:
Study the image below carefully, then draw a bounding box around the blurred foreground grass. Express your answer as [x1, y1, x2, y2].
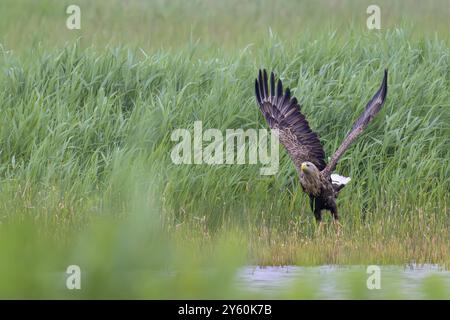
[0, 165, 448, 299]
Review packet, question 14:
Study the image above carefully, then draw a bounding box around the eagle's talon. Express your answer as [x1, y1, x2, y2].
[333, 220, 342, 236]
[315, 221, 325, 235]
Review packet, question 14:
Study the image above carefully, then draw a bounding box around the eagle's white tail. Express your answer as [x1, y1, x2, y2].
[331, 173, 351, 186]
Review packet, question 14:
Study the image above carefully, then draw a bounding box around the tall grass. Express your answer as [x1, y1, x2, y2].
[0, 0, 449, 298]
[1, 0, 449, 55]
[1, 29, 449, 260]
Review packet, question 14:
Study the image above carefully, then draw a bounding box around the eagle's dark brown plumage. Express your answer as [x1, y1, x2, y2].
[255, 69, 388, 224]
[255, 70, 327, 171]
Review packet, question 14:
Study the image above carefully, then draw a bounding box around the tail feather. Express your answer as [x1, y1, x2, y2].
[331, 173, 351, 193]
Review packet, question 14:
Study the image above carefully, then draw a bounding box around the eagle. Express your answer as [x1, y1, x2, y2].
[255, 69, 388, 229]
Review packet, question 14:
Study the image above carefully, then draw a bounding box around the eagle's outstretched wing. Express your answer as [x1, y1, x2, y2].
[322, 69, 388, 177]
[255, 69, 326, 171]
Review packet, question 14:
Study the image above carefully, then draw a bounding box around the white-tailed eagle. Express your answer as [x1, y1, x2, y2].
[255, 69, 388, 226]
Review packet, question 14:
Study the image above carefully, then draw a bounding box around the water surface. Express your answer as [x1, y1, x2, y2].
[236, 264, 450, 298]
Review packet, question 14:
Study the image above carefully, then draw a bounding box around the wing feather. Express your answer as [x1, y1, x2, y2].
[255, 69, 326, 171]
[323, 69, 388, 176]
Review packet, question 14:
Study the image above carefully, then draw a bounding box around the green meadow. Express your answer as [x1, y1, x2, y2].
[0, 0, 449, 298]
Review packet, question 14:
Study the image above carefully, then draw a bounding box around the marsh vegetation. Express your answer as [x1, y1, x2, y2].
[0, 0, 448, 298]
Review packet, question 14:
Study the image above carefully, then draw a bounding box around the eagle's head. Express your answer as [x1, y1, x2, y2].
[301, 161, 320, 176]
[300, 161, 321, 195]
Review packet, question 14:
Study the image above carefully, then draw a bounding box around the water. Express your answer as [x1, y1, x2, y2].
[236, 264, 450, 299]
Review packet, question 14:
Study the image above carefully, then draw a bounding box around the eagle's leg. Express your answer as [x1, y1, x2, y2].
[330, 204, 339, 220]
[330, 203, 342, 234]
[314, 208, 323, 224]
[309, 196, 323, 223]
[310, 196, 324, 234]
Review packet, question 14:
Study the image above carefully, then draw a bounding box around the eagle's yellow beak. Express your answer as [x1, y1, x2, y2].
[301, 163, 307, 172]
